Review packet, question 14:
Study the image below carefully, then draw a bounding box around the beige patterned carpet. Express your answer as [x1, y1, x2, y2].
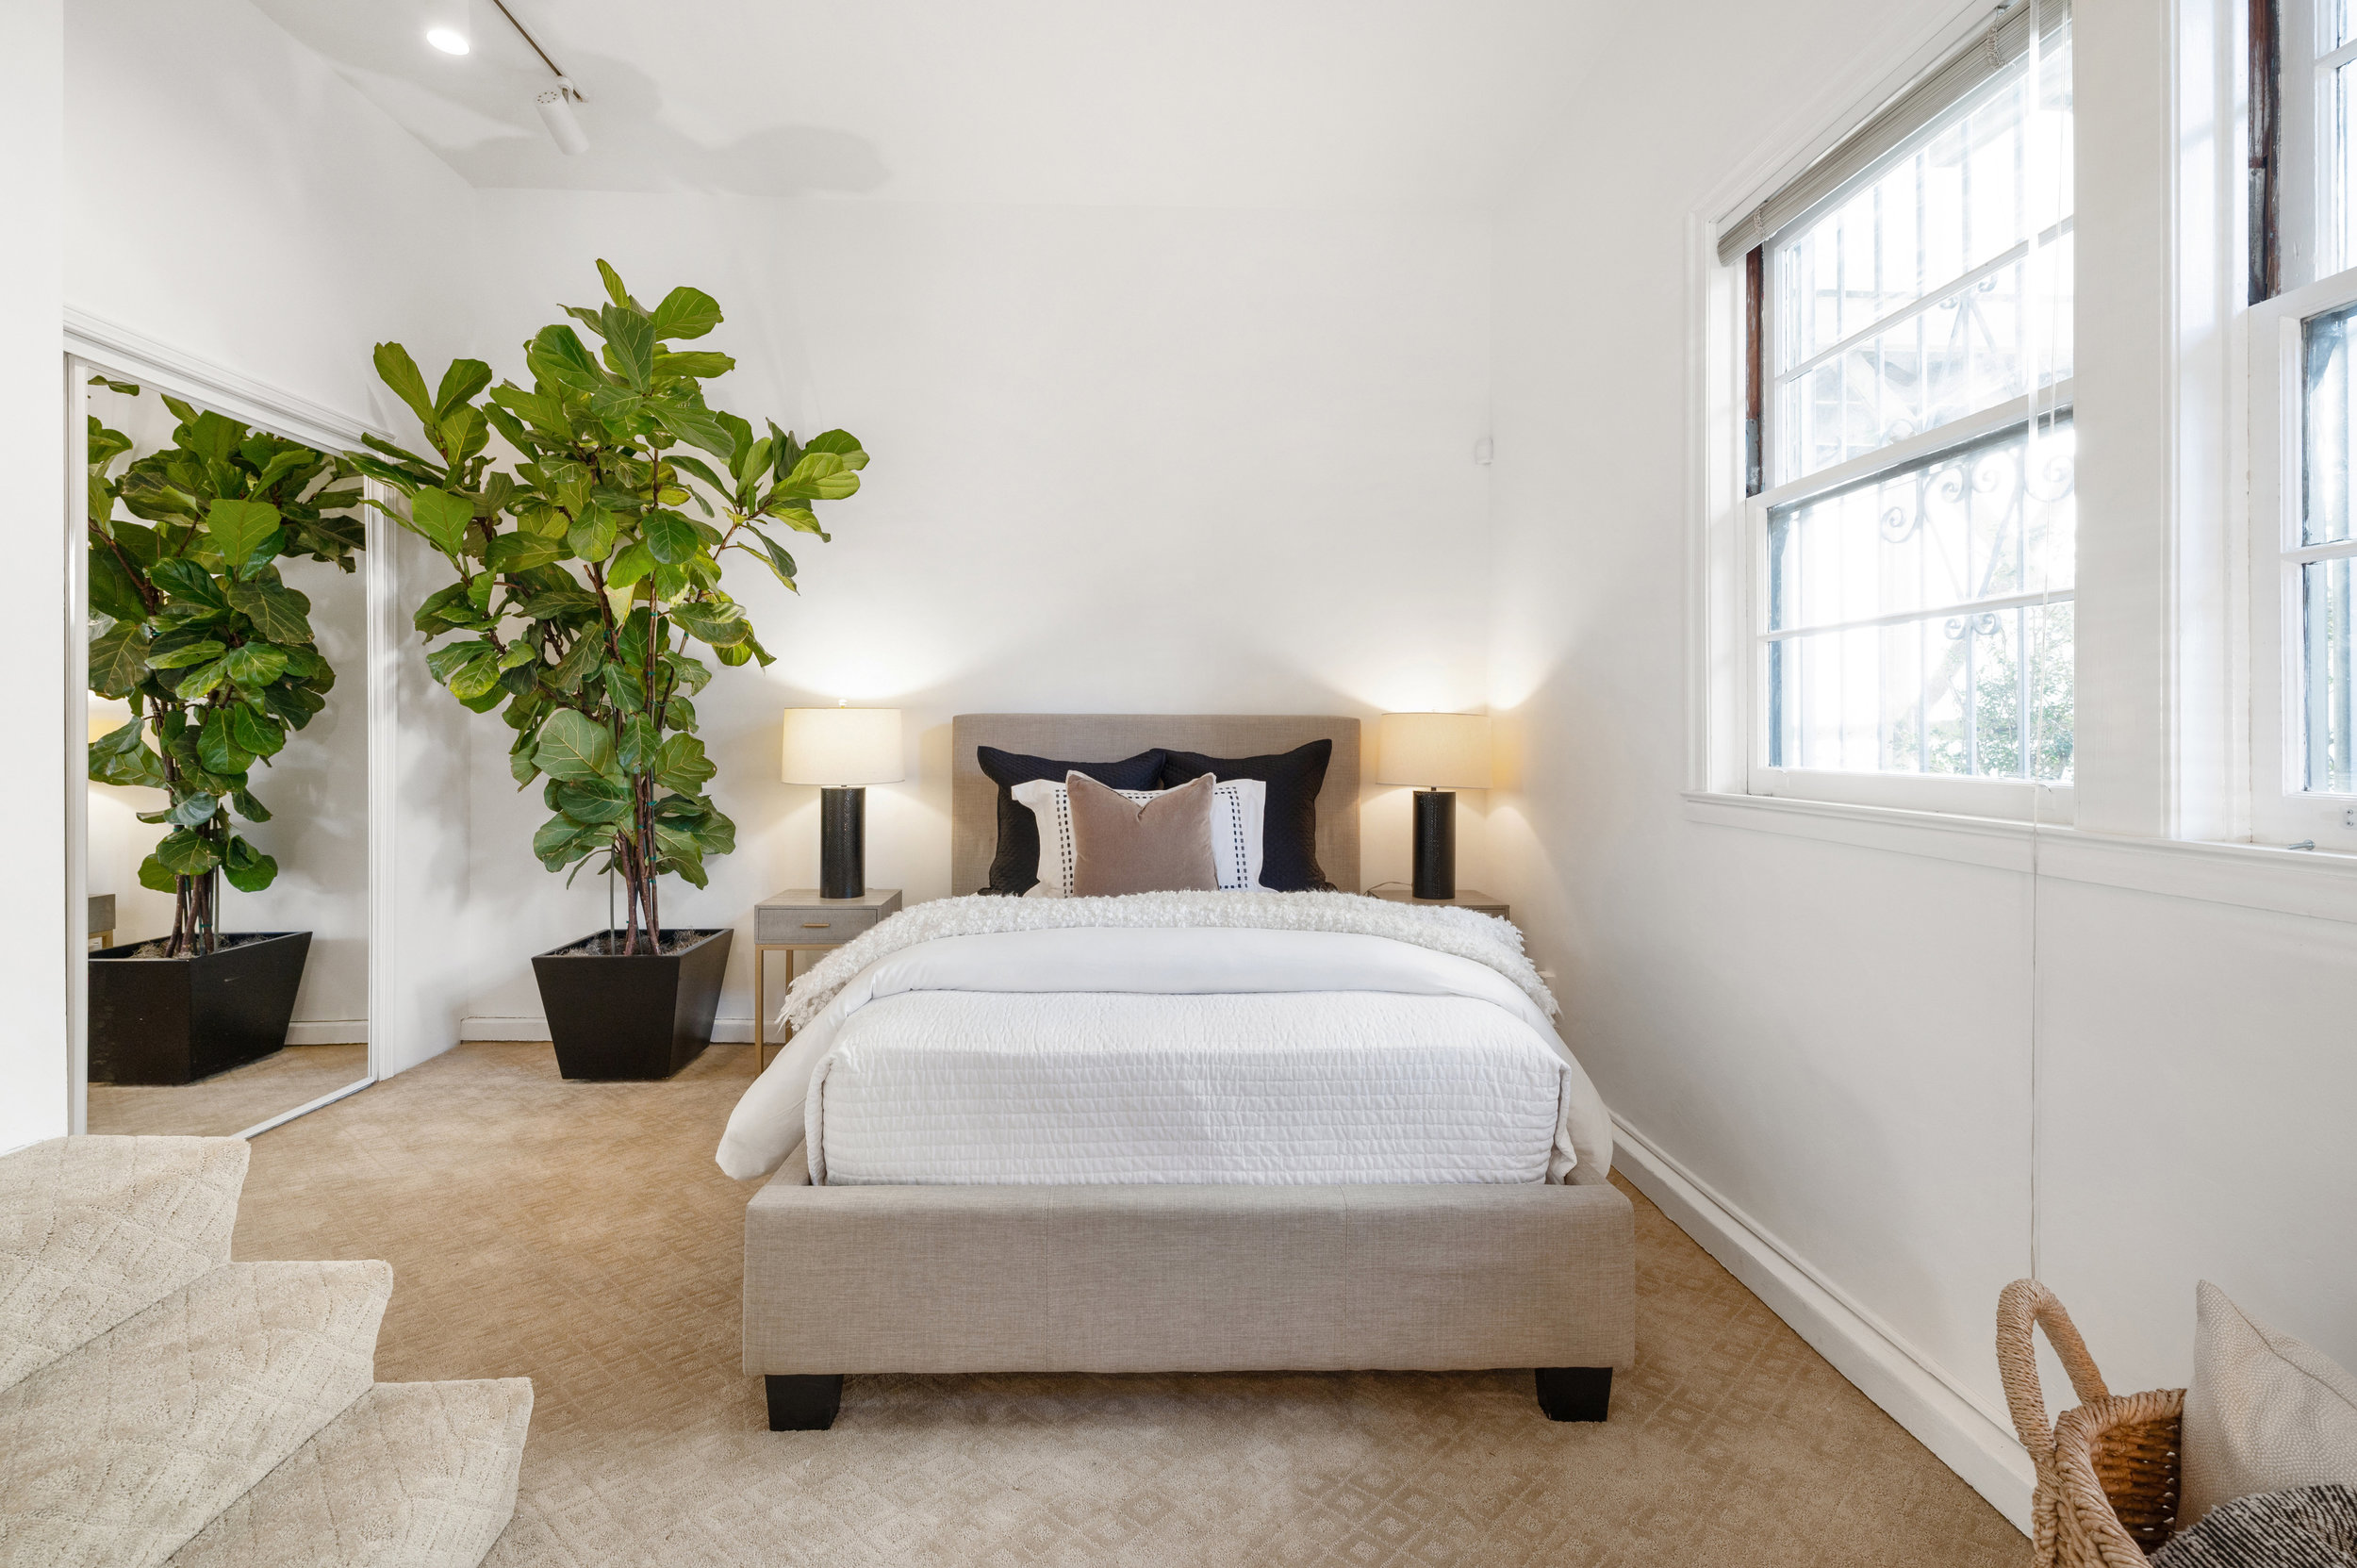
[232, 1043, 2028, 1567]
[90, 1044, 370, 1137]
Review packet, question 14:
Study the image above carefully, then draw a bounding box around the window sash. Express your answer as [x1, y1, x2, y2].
[1754, 410, 2076, 783]
[2247, 263, 2357, 850]
[2272, 0, 2357, 292]
[1759, 24, 2073, 490]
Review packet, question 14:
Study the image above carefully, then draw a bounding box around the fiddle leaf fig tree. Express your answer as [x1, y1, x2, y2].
[354, 261, 865, 956]
[85, 379, 366, 956]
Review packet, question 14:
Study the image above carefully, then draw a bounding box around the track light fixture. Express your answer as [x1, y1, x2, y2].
[486, 0, 589, 154]
[536, 81, 590, 156]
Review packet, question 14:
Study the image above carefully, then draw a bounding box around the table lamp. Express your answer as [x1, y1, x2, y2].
[1374, 713, 1492, 900]
[780, 705, 904, 899]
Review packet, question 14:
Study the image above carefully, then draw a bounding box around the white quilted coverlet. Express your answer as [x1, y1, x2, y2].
[717, 924, 1612, 1186]
[814, 990, 1570, 1185]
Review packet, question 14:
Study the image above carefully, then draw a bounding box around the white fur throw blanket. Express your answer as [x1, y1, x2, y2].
[781, 890, 1557, 1032]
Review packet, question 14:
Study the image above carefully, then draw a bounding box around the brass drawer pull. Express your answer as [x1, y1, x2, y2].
[802, 921, 831, 929]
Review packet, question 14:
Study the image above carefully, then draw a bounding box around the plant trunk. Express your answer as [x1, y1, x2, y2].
[170, 868, 219, 958]
[611, 801, 662, 957]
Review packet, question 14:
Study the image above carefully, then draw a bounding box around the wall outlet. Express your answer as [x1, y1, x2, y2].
[2345, 807, 2357, 830]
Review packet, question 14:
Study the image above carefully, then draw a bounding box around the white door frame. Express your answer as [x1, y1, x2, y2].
[64, 311, 400, 1137]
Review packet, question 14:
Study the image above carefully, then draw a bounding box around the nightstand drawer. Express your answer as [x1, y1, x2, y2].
[755, 906, 882, 945]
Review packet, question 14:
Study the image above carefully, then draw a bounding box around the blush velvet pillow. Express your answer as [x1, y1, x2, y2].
[1012, 776, 1267, 897]
[1065, 772, 1220, 897]
[975, 745, 1167, 894]
[1160, 739, 1333, 891]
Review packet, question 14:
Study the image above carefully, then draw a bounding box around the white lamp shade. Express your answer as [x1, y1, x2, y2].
[89, 698, 135, 746]
[1374, 712, 1493, 789]
[781, 707, 904, 785]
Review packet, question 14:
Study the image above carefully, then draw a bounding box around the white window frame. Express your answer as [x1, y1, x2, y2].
[1720, 6, 2080, 827]
[2247, 263, 2357, 850]
[1690, 0, 2357, 902]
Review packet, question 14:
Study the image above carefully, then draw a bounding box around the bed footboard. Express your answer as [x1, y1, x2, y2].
[745, 1148, 1634, 1427]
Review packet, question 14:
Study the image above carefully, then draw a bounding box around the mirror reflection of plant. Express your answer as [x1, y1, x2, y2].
[354, 261, 865, 957]
[84, 379, 366, 956]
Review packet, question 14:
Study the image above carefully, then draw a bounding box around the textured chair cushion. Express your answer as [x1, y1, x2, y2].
[0, 1136, 248, 1394]
[2183, 1281, 2357, 1526]
[1067, 773, 1220, 896]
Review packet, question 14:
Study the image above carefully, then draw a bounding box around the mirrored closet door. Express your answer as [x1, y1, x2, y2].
[70, 342, 391, 1138]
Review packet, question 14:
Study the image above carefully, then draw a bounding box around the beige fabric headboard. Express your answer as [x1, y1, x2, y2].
[950, 715, 1360, 897]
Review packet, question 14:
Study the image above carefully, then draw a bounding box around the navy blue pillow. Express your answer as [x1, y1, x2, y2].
[1160, 740, 1333, 891]
[977, 746, 1168, 895]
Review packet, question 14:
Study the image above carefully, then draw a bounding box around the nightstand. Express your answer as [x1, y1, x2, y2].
[1366, 886, 1509, 919]
[751, 887, 901, 1069]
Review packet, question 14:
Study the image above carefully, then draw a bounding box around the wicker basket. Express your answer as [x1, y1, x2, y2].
[1998, 1279, 2186, 1567]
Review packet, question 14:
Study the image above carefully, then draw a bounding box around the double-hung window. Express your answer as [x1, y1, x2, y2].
[2250, 0, 2357, 848]
[1720, 4, 2075, 816]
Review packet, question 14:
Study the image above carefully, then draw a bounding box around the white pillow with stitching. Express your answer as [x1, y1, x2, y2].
[1014, 775, 1266, 898]
[2181, 1279, 2357, 1526]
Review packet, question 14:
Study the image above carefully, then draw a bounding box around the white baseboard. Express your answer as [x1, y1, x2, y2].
[285, 1021, 368, 1046]
[1609, 1115, 2035, 1534]
[460, 1016, 764, 1043]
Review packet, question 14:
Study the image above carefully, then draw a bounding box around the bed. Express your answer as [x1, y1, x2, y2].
[727, 714, 1634, 1431]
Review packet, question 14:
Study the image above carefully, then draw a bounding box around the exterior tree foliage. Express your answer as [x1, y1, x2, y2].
[355, 262, 865, 956]
[84, 379, 366, 956]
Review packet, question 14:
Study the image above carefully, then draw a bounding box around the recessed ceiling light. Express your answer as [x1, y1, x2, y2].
[425, 26, 470, 55]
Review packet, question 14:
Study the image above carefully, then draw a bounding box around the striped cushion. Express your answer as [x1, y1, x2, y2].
[2152, 1485, 2357, 1568]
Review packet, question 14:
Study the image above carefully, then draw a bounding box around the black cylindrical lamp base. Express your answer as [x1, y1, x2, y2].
[819, 786, 866, 900]
[1411, 789, 1457, 900]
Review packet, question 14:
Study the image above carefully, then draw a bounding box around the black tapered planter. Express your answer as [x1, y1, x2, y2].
[89, 931, 312, 1085]
[532, 928, 733, 1081]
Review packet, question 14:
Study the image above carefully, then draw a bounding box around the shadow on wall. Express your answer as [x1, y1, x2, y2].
[371, 53, 891, 196]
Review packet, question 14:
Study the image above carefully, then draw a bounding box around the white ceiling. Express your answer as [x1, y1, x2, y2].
[245, 0, 1602, 206]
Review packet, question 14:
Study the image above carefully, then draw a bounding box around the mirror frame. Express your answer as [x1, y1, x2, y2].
[64, 313, 398, 1137]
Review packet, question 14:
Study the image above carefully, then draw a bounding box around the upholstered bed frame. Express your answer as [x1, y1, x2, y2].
[743, 715, 1635, 1430]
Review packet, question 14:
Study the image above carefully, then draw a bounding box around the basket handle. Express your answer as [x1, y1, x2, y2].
[1997, 1278, 2112, 1462]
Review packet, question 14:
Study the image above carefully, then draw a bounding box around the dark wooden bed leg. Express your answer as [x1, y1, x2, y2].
[1534, 1366, 1612, 1422]
[765, 1374, 843, 1431]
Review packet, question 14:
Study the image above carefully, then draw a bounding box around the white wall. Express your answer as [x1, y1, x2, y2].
[1486, 0, 2357, 1527]
[63, 0, 480, 424]
[53, 3, 1499, 1060]
[0, 0, 68, 1152]
[443, 193, 1496, 1032]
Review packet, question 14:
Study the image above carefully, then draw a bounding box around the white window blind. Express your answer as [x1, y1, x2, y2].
[1716, 2, 2074, 268]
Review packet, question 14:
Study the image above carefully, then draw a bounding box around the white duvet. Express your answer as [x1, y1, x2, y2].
[714, 898, 1613, 1188]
